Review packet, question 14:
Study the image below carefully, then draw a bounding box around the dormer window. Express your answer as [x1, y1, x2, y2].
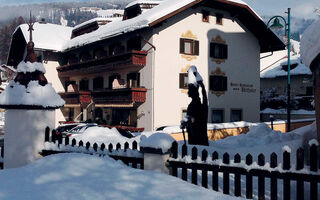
[216, 13, 223, 25]
[202, 10, 209, 23]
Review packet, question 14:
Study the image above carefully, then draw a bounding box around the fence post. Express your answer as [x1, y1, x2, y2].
[246, 154, 253, 199]
[283, 146, 291, 200]
[141, 145, 171, 174]
[258, 154, 265, 200]
[170, 141, 178, 177]
[309, 141, 318, 200]
[223, 153, 230, 195]
[86, 142, 90, 150]
[182, 144, 188, 181]
[93, 143, 98, 152]
[45, 127, 50, 142]
[51, 130, 56, 143]
[191, 147, 198, 185]
[296, 148, 304, 200]
[234, 154, 241, 197]
[71, 139, 76, 147]
[270, 152, 278, 200]
[100, 143, 105, 151]
[201, 149, 208, 188]
[65, 136, 69, 146]
[124, 142, 129, 152]
[212, 151, 219, 191]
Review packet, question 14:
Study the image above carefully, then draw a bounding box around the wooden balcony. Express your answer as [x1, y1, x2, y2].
[59, 88, 147, 107]
[57, 50, 147, 77]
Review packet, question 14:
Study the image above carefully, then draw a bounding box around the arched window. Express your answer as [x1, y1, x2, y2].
[93, 77, 104, 90]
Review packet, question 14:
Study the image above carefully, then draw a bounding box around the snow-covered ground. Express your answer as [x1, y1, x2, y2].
[0, 153, 241, 200]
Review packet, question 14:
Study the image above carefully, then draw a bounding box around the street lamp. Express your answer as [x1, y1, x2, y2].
[267, 8, 291, 132]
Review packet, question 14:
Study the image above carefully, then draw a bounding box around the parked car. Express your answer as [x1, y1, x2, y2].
[55, 123, 84, 137]
[63, 123, 98, 137]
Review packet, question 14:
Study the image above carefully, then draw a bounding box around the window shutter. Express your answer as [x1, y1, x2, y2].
[223, 76, 228, 91]
[209, 43, 214, 57]
[223, 44, 228, 59]
[194, 40, 199, 55]
[179, 74, 184, 88]
[180, 38, 185, 54]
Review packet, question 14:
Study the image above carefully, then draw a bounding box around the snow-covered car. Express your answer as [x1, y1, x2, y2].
[63, 123, 98, 137]
[55, 123, 84, 137]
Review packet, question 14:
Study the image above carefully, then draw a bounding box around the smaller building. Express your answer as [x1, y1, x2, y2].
[260, 39, 314, 121]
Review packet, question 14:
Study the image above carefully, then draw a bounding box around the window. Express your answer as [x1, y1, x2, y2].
[306, 86, 313, 96]
[212, 110, 224, 123]
[127, 37, 141, 51]
[210, 43, 228, 59]
[93, 77, 104, 90]
[79, 79, 89, 91]
[231, 109, 242, 122]
[109, 74, 121, 89]
[202, 10, 209, 22]
[179, 73, 188, 89]
[216, 13, 223, 25]
[180, 38, 199, 55]
[209, 75, 227, 91]
[109, 43, 124, 56]
[127, 73, 140, 88]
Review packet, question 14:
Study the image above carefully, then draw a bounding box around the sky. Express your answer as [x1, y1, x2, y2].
[0, 0, 318, 19]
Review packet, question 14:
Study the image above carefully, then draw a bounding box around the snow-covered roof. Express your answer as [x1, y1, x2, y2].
[125, 0, 163, 9]
[96, 9, 124, 17]
[18, 22, 72, 52]
[260, 40, 311, 78]
[260, 55, 311, 78]
[62, 0, 270, 51]
[300, 19, 320, 68]
[73, 17, 121, 30]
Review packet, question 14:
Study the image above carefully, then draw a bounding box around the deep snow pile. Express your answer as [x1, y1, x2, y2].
[0, 153, 241, 200]
[140, 132, 175, 153]
[300, 19, 320, 67]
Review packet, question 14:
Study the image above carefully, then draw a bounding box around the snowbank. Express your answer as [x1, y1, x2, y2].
[0, 80, 65, 108]
[300, 19, 320, 67]
[140, 132, 175, 153]
[0, 153, 240, 200]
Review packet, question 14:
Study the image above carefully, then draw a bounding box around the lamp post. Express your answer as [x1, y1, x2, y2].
[267, 8, 291, 132]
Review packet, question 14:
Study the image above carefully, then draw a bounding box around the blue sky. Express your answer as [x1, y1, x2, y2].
[0, 0, 318, 18]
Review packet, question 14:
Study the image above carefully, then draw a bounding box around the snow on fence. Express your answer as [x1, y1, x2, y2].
[42, 127, 144, 169]
[167, 141, 320, 200]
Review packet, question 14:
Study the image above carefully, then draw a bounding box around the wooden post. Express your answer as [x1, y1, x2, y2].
[296, 148, 304, 200]
[45, 127, 50, 142]
[201, 149, 208, 188]
[270, 152, 278, 200]
[171, 141, 178, 177]
[310, 143, 318, 200]
[64, 136, 69, 146]
[108, 143, 113, 152]
[100, 143, 105, 151]
[79, 140, 83, 147]
[234, 154, 241, 197]
[212, 151, 219, 191]
[223, 153, 230, 195]
[191, 147, 198, 185]
[71, 138, 76, 147]
[182, 144, 188, 181]
[124, 142, 129, 152]
[258, 154, 265, 200]
[116, 143, 121, 150]
[283, 148, 291, 200]
[93, 143, 98, 152]
[246, 154, 253, 199]
[85, 142, 90, 150]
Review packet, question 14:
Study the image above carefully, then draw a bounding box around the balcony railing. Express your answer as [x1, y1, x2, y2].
[57, 50, 147, 76]
[59, 87, 147, 106]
